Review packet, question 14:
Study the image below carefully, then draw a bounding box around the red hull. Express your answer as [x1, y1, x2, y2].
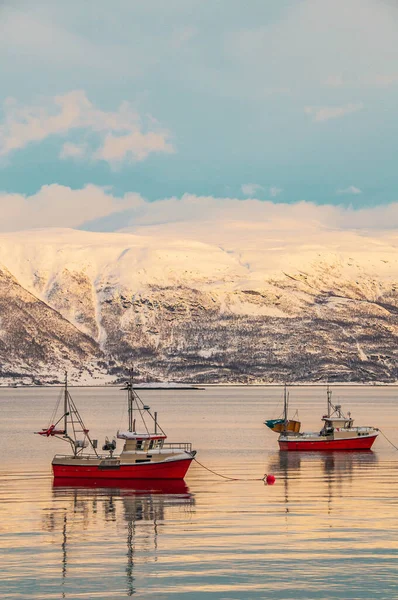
[279, 434, 378, 451]
[53, 477, 190, 494]
[52, 458, 193, 480]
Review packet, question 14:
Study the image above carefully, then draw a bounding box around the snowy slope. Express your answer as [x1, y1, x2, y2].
[0, 227, 398, 383]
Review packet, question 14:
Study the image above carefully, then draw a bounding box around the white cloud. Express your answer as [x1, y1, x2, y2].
[336, 186, 362, 196]
[60, 142, 87, 159]
[1, 185, 398, 236]
[305, 103, 364, 123]
[371, 74, 398, 86]
[0, 184, 144, 232]
[171, 27, 197, 49]
[323, 75, 345, 87]
[0, 91, 174, 165]
[241, 183, 264, 196]
[96, 131, 173, 163]
[324, 73, 398, 88]
[242, 184, 283, 198]
[225, 0, 398, 99]
[269, 186, 283, 198]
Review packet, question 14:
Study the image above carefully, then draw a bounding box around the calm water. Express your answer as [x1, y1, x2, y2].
[1, 386, 398, 599]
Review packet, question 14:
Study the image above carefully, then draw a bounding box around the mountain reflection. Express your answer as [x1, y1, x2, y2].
[42, 479, 195, 597]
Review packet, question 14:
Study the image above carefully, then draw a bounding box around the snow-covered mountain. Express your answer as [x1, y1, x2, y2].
[1, 227, 398, 384]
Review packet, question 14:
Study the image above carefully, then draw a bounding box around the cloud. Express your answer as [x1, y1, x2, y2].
[241, 183, 264, 196]
[336, 186, 362, 196]
[305, 103, 364, 122]
[1, 185, 398, 235]
[225, 0, 398, 99]
[0, 184, 144, 232]
[96, 131, 173, 163]
[269, 186, 283, 198]
[171, 27, 197, 49]
[371, 74, 398, 86]
[323, 75, 345, 87]
[0, 91, 174, 165]
[241, 184, 282, 198]
[324, 73, 398, 88]
[60, 142, 87, 159]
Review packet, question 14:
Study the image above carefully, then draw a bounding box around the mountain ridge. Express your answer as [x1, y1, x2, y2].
[1, 227, 398, 384]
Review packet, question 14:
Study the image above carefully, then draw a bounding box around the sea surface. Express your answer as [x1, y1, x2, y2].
[1, 385, 398, 599]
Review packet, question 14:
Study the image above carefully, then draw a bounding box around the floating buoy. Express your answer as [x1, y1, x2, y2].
[266, 474, 276, 485]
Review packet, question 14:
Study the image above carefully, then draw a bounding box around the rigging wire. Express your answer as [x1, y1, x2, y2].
[133, 392, 150, 436]
[119, 394, 126, 432]
[271, 395, 284, 420]
[48, 388, 63, 428]
[131, 386, 166, 436]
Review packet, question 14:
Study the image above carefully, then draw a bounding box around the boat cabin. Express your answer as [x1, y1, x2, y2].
[321, 416, 354, 433]
[117, 431, 167, 452]
[322, 416, 354, 428]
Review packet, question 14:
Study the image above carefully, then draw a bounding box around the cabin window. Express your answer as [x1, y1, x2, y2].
[148, 440, 154, 450]
[136, 440, 143, 450]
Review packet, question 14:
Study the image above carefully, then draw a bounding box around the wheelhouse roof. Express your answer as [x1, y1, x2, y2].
[322, 416, 353, 422]
[117, 431, 167, 440]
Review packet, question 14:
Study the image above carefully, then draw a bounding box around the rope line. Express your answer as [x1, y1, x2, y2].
[378, 428, 398, 451]
[193, 458, 267, 482]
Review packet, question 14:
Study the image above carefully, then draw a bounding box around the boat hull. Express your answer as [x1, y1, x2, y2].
[278, 434, 378, 451]
[53, 477, 190, 493]
[52, 457, 194, 480]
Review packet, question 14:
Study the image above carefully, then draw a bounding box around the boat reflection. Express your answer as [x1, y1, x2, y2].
[267, 450, 378, 514]
[42, 479, 195, 597]
[52, 476, 191, 494]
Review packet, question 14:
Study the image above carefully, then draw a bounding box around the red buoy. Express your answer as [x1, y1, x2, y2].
[266, 474, 275, 485]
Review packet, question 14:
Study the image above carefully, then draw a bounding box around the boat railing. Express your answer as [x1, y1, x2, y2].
[162, 442, 193, 452]
[53, 442, 194, 457]
[53, 453, 104, 460]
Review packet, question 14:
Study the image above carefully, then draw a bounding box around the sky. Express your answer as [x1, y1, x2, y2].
[1, 0, 398, 234]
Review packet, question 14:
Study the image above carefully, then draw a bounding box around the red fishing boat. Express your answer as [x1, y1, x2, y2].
[265, 386, 378, 451]
[36, 372, 196, 479]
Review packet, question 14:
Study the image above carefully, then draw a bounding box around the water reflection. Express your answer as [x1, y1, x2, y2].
[42, 479, 195, 598]
[268, 451, 379, 514]
[4, 385, 398, 599]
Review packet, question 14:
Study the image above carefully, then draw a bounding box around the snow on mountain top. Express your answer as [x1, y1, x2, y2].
[0, 228, 249, 293]
[0, 225, 398, 301]
[2, 226, 398, 384]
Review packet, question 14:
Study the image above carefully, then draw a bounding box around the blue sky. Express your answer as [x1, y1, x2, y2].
[1, 0, 398, 231]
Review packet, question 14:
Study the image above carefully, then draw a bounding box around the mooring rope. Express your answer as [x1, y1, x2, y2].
[378, 428, 398, 451]
[193, 457, 271, 482]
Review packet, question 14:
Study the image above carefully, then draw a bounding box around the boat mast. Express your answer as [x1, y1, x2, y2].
[64, 371, 68, 435]
[128, 368, 134, 433]
[327, 385, 332, 418]
[283, 384, 288, 426]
